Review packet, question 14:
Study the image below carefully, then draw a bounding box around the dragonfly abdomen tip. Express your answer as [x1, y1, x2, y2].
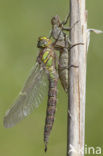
[45, 144, 47, 152]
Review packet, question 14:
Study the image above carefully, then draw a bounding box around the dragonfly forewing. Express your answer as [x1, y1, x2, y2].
[4, 62, 48, 128]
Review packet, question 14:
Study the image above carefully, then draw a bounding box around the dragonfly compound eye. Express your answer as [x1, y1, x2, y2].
[37, 36, 52, 48]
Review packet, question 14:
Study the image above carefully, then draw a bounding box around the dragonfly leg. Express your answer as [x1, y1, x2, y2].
[68, 64, 79, 69]
[62, 27, 71, 31]
[62, 12, 70, 25]
[69, 42, 84, 50]
[63, 23, 82, 47]
[54, 53, 59, 70]
[58, 64, 78, 70]
[62, 20, 80, 32]
[52, 30, 64, 47]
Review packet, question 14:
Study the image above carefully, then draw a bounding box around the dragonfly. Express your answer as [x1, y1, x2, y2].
[50, 15, 70, 93]
[3, 36, 58, 152]
[50, 14, 83, 93]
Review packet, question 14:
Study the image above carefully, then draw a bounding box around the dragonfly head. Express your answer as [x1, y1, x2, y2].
[51, 15, 61, 26]
[37, 37, 52, 48]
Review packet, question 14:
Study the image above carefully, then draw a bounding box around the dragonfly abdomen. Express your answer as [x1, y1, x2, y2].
[58, 47, 68, 93]
[37, 37, 58, 151]
[44, 77, 57, 152]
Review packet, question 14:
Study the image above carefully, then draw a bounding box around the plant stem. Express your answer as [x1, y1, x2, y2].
[67, 0, 87, 155]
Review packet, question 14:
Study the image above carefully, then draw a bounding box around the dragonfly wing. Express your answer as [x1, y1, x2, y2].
[4, 62, 48, 128]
